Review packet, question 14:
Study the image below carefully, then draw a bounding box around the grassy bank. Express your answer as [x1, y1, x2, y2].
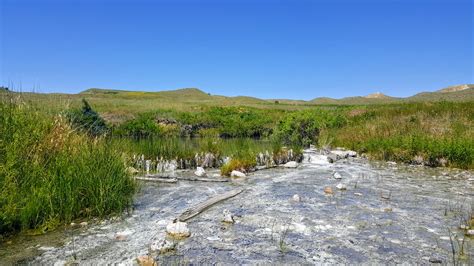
[324, 102, 474, 169]
[0, 96, 136, 236]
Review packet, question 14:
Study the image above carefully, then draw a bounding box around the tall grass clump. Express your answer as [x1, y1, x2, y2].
[0, 96, 136, 235]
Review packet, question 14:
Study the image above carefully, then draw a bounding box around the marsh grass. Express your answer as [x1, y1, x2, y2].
[0, 96, 136, 236]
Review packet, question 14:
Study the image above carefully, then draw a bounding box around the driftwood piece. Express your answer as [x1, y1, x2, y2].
[176, 177, 229, 183]
[135, 176, 178, 183]
[178, 188, 244, 222]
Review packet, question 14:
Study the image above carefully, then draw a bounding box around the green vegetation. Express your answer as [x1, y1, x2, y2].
[0, 96, 136, 236]
[66, 99, 109, 136]
[1, 86, 473, 237]
[325, 102, 474, 169]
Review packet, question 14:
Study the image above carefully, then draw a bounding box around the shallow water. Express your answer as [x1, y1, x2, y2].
[1, 150, 473, 265]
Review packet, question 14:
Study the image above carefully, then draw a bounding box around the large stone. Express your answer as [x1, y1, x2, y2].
[166, 221, 190, 238]
[336, 183, 347, 190]
[283, 161, 298, 168]
[466, 229, 474, 236]
[231, 170, 246, 178]
[194, 167, 206, 177]
[334, 172, 343, 179]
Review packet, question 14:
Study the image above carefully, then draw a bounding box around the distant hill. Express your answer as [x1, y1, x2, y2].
[309, 84, 474, 105]
[437, 84, 474, 93]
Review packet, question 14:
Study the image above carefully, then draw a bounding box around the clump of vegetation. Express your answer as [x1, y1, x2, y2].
[273, 109, 346, 148]
[0, 97, 136, 235]
[114, 113, 161, 138]
[66, 99, 109, 136]
[220, 158, 257, 176]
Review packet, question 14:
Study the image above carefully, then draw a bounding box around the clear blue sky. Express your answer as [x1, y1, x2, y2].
[1, 0, 472, 100]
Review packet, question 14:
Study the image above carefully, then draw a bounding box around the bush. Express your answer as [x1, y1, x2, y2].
[66, 99, 108, 136]
[274, 111, 320, 148]
[115, 113, 161, 138]
[0, 98, 136, 235]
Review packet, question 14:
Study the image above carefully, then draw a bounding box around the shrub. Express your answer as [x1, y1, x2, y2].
[273, 111, 320, 148]
[115, 113, 161, 138]
[66, 99, 108, 136]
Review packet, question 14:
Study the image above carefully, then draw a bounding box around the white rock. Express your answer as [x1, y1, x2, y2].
[231, 170, 246, 178]
[347, 150, 357, 157]
[150, 238, 176, 254]
[222, 209, 235, 223]
[166, 221, 190, 238]
[283, 161, 298, 168]
[334, 172, 342, 179]
[467, 230, 474, 236]
[292, 194, 301, 202]
[336, 183, 347, 190]
[194, 167, 206, 177]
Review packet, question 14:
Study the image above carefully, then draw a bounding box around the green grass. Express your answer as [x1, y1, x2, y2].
[0, 96, 136, 236]
[324, 102, 474, 169]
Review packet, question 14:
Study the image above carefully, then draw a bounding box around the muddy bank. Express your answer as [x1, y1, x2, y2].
[1, 151, 473, 264]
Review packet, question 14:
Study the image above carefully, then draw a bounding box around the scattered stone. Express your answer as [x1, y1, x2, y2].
[292, 194, 302, 202]
[354, 192, 363, 196]
[347, 150, 357, 157]
[283, 161, 298, 168]
[383, 208, 393, 212]
[166, 221, 191, 238]
[324, 187, 333, 194]
[326, 154, 337, 163]
[222, 209, 235, 223]
[194, 167, 206, 177]
[79, 221, 88, 227]
[466, 229, 474, 236]
[333, 172, 342, 179]
[336, 183, 346, 190]
[150, 238, 176, 254]
[231, 170, 246, 178]
[136, 255, 157, 266]
[429, 258, 442, 264]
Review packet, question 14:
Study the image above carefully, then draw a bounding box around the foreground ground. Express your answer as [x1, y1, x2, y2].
[1, 151, 472, 264]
